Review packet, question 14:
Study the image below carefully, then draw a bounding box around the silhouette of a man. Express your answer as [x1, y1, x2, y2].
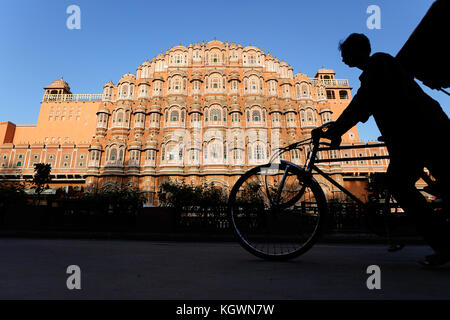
[317, 33, 450, 266]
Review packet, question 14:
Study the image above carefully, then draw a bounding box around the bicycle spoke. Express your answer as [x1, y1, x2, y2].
[229, 162, 326, 260]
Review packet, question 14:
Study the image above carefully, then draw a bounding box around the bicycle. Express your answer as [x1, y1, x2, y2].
[227, 123, 446, 260]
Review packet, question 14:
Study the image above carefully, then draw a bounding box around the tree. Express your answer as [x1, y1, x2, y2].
[159, 179, 228, 209]
[32, 163, 52, 204]
[83, 183, 146, 215]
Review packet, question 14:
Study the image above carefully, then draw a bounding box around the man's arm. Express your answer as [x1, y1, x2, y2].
[327, 87, 372, 138]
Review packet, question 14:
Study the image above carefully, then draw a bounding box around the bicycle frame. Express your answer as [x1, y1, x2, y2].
[312, 142, 390, 205]
[267, 138, 390, 206]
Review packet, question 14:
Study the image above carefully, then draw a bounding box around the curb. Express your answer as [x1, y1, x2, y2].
[0, 230, 425, 244]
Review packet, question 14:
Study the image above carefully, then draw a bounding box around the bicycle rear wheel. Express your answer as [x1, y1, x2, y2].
[228, 161, 328, 260]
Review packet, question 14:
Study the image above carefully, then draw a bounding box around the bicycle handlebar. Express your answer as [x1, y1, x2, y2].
[311, 121, 336, 142]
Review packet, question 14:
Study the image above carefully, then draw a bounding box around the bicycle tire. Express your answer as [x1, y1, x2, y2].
[228, 160, 328, 260]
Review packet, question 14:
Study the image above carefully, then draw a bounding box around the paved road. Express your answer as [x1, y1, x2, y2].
[0, 238, 449, 300]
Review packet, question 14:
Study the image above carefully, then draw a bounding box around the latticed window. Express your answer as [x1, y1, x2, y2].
[210, 109, 221, 121]
[252, 110, 261, 122]
[117, 111, 124, 123]
[339, 90, 348, 99]
[255, 145, 263, 160]
[170, 110, 179, 122]
[110, 149, 117, 161]
[326, 90, 335, 99]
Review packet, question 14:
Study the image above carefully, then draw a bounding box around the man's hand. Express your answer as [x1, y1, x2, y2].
[311, 121, 342, 148]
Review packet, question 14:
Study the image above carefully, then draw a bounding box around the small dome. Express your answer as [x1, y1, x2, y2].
[129, 140, 142, 150]
[294, 73, 309, 81]
[103, 81, 115, 88]
[144, 140, 158, 150]
[316, 68, 335, 74]
[134, 105, 146, 113]
[206, 39, 224, 47]
[119, 73, 136, 84]
[229, 104, 242, 113]
[45, 78, 71, 91]
[269, 104, 281, 113]
[188, 103, 202, 114]
[89, 140, 103, 151]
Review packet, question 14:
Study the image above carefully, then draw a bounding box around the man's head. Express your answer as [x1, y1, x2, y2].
[339, 33, 371, 69]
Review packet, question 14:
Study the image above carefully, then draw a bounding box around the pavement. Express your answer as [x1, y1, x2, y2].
[0, 238, 448, 300]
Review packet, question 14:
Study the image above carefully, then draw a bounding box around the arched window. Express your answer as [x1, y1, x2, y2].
[339, 90, 348, 99]
[167, 146, 175, 160]
[255, 145, 263, 160]
[174, 79, 180, 91]
[252, 110, 261, 122]
[121, 84, 128, 96]
[116, 111, 124, 123]
[326, 90, 335, 99]
[110, 148, 117, 161]
[210, 109, 221, 121]
[307, 111, 314, 123]
[170, 110, 179, 122]
[212, 78, 219, 89]
[301, 84, 308, 97]
[210, 143, 219, 159]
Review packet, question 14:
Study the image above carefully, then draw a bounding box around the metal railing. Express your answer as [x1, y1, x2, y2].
[43, 94, 104, 102]
[310, 78, 349, 87]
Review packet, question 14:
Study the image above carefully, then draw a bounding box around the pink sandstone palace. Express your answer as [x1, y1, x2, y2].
[0, 39, 390, 205]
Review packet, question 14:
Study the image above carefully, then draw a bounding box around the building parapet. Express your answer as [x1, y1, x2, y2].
[310, 78, 349, 87]
[43, 94, 103, 102]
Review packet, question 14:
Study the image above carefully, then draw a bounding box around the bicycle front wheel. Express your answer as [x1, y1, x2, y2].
[228, 161, 328, 260]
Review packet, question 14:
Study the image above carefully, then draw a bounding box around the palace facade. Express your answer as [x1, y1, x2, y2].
[0, 39, 389, 204]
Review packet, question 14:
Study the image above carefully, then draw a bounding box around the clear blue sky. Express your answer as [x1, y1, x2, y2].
[0, 0, 447, 142]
